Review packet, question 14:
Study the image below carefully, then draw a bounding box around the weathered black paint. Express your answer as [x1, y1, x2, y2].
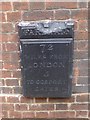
[18, 21, 74, 98]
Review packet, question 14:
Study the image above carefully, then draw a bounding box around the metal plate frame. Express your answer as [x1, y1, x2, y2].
[20, 38, 74, 98]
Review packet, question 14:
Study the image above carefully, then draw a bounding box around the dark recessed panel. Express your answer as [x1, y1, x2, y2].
[20, 39, 73, 98]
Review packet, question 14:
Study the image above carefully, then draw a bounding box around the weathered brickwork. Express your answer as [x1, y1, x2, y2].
[1, 1, 89, 119]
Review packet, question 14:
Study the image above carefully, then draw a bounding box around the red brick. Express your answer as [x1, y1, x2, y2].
[5, 79, 19, 86]
[0, 34, 2, 42]
[13, 87, 22, 94]
[76, 94, 88, 102]
[2, 44, 6, 53]
[3, 62, 20, 70]
[2, 71, 11, 78]
[0, 44, 2, 52]
[70, 104, 88, 110]
[71, 9, 88, 20]
[22, 112, 35, 118]
[2, 79, 5, 86]
[29, 104, 54, 111]
[0, 87, 2, 93]
[2, 87, 12, 94]
[74, 67, 80, 77]
[46, 2, 77, 9]
[15, 104, 28, 111]
[2, 104, 14, 111]
[23, 11, 54, 21]
[2, 23, 14, 33]
[0, 12, 6, 22]
[88, 111, 90, 118]
[7, 96, 19, 103]
[30, 2, 45, 10]
[74, 51, 88, 59]
[0, 56, 2, 64]
[2, 53, 11, 62]
[2, 43, 19, 52]
[77, 76, 88, 85]
[12, 71, 21, 78]
[0, 96, 6, 103]
[6, 43, 19, 51]
[2, 43, 6, 52]
[7, 34, 19, 42]
[1, 34, 8, 42]
[77, 41, 88, 51]
[0, 107, 2, 118]
[9, 111, 21, 118]
[0, 62, 3, 69]
[1, 34, 19, 43]
[1, 2, 12, 11]
[36, 112, 48, 118]
[2, 111, 8, 118]
[56, 104, 68, 110]
[0, 60, 2, 67]
[79, 68, 88, 76]
[48, 111, 75, 118]
[76, 111, 88, 118]
[78, 20, 88, 31]
[10, 53, 20, 63]
[76, 60, 88, 69]
[20, 96, 33, 103]
[7, 12, 21, 22]
[13, 2, 29, 11]
[35, 98, 47, 103]
[74, 21, 78, 31]
[55, 10, 70, 20]
[74, 41, 78, 51]
[72, 85, 88, 93]
[74, 31, 88, 40]
[78, 2, 87, 8]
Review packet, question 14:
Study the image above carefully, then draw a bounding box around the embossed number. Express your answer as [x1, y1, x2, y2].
[40, 44, 53, 53]
[40, 44, 45, 53]
[47, 44, 53, 51]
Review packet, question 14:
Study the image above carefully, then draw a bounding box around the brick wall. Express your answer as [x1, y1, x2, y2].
[1, 1, 89, 119]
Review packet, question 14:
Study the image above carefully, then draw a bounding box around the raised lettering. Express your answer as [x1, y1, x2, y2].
[35, 87, 39, 91]
[40, 44, 45, 53]
[40, 62, 45, 68]
[53, 62, 58, 68]
[33, 63, 38, 68]
[30, 80, 34, 84]
[44, 71, 49, 77]
[47, 44, 53, 51]
[46, 62, 52, 68]
[36, 80, 40, 84]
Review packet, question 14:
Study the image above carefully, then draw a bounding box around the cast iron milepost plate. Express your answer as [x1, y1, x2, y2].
[20, 39, 73, 98]
[18, 20, 74, 98]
